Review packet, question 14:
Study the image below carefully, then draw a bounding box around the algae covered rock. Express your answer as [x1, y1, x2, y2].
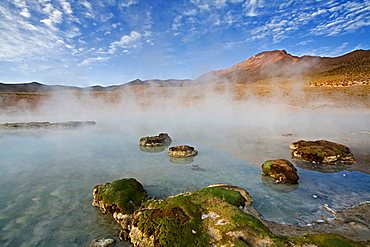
[128, 186, 280, 246]
[139, 133, 172, 147]
[92, 178, 148, 215]
[262, 159, 299, 184]
[91, 178, 368, 246]
[290, 140, 355, 164]
[168, 145, 198, 158]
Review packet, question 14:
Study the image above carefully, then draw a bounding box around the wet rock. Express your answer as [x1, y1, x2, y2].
[261, 159, 299, 184]
[87, 237, 115, 247]
[139, 133, 171, 147]
[290, 140, 355, 164]
[168, 145, 198, 158]
[92, 178, 148, 215]
[92, 180, 367, 246]
[0, 121, 96, 129]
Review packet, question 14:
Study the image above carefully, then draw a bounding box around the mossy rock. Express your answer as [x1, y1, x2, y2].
[129, 186, 283, 246]
[139, 133, 172, 147]
[262, 159, 299, 184]
[290, 140, 355, 164]
[168, 145, 198, 158]
[92, 180, 367, 246]
[92, 178, 148, 215]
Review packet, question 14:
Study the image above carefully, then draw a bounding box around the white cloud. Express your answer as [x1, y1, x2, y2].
[243, 0, 264, 17]
[13, 0, 31, 18]
[20, 8, 31, 17]
[109, 31, 142, 54]
[0, 6, 64, 62]
[172, 16, 183, 35]
[120, 0, 139, 8]
[40, 9, 63, 29]
[81, 0, 94, 18]
[59, 0, 73, 15]
[79, 56, 110, 66]
[13, 0, 27, 8]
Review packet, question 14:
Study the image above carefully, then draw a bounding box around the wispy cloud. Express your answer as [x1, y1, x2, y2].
[243, 0, 263, 17]
[79, 56, 110, 66]
[59, 0, 73, 15]
[40, 9, 63, 29]
[120, 0, 139, 8]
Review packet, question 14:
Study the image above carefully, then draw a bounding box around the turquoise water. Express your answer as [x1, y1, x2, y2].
[0, 107, 369, 246]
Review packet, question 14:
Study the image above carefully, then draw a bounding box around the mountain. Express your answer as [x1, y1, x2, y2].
[0, 81, 81, 92]
[0, 49, 369, 92]
[212, 49, 370, 86]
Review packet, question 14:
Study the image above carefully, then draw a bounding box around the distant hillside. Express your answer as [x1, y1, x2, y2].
[211, 49, 370, 87]
[0, 49, 369, 109]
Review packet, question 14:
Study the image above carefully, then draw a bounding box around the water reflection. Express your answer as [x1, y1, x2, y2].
[260, 176, 299, 193]
[169, 157, 195, 164]
[139, 145, 167, 153]
[293, 160, 351, 173]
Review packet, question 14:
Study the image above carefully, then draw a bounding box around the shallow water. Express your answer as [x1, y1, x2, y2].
[0, 105, 369, 246]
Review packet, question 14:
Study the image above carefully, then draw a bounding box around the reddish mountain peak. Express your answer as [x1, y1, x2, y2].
[217, 50, 300, 76]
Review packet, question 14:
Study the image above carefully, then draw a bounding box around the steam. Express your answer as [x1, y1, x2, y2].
[0, 59, 369, 166]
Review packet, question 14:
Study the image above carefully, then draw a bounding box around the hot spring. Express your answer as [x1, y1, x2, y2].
[0, 102, 369, 246]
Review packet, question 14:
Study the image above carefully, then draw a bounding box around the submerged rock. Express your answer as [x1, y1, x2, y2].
[0, 121, 96, 129]
[87, 237, 115, 247]
[139, 133, 172, 147]
[168, 145, 198, 158]
[92, 179, 367, 246]
[290, 140, 355, 164]
[261, 159, 299, 184]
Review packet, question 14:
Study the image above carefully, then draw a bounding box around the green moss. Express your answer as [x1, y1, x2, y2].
[262, 160, 272, 175]
[196, 187, 247, 208]
[96, 178, 148, 214]
[135, 194, 209, 246]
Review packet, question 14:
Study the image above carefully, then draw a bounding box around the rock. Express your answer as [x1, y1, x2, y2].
[87, 237, 115, 247]
[290, 140, 355, 164]
[168, 145, 198, 158]
[92, 178, 148, 215]
[207, 184, 253, 206]
[139, 133, 172, 147]
[0, 121, 96, 129]
[261, 159, 299, 184]
[92, 180, 367, 246]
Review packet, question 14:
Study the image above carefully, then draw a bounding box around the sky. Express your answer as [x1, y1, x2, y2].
[0, 0, 369, 86]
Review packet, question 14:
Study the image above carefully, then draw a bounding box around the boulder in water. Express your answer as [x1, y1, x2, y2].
[290, 140, 355, 164]
[168, 145, 198, 158]
[261, 159, 299, 184]
[92, 178, 148, 215]
[139, 133, 172, 147]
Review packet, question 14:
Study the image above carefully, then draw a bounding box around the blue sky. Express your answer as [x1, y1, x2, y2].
[0, 0, 369, 86]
